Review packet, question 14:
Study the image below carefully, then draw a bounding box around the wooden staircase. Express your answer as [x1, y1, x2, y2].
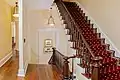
[48, 0, 120, 80]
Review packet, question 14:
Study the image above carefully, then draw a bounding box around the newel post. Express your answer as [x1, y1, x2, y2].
[63, 57, 70, 80]
[92, 57, 102, 80]
[52, 47, 56, 64]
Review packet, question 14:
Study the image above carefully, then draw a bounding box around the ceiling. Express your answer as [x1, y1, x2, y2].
[25, 0, 54, 10]
[5, 0, 54, 9]
[5, 0, 17, 6]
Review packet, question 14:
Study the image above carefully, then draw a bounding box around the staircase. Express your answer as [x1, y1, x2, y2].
[53, 0, 120, 80]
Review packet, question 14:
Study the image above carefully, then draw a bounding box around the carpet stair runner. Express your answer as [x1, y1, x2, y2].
[57, 1, 120, 80]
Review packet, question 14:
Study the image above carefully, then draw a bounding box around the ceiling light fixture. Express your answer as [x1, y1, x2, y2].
[48, 7, 55, 26]
[13, 1, 19, 17]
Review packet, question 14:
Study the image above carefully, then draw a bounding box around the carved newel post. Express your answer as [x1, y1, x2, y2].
[52, 47, 56, 64]
[63, 57, 70, 80]
[92, 56, 102, 80]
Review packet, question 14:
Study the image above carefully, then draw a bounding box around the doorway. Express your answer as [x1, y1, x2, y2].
[11, 21, 19, 52]
[38, 27, 59, 64]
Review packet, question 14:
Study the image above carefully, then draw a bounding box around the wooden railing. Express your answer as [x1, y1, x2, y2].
[49, 48, 65, 71]
[49, 48, 76, 79]
[53, 0, 102, 80]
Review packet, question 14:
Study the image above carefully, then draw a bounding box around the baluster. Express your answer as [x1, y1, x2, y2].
[70, 34, 72, 41]
[75, 41, 77, 48]
[74, 29, 77, 40]
[76, 31, 78, 40]
[73, 42, 75, 48]
[84, 50, 88, 73]
[78, 32, 80, 40]
[77, 41, 79, 48]
[86, 52, 91, 78]
[80, 58, 82, 66]
[76, 49, 78, 56]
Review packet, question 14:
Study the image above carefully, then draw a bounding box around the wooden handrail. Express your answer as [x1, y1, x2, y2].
[49, 47, 76, 79]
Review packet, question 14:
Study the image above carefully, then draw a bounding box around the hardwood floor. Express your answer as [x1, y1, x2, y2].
[0, 51, 19, 80]
[0, 51, 61, 80]
[25, 64, 62, 80]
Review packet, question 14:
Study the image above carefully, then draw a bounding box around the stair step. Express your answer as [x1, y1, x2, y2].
[100, 38, 106, 44]
[65, 29, 69, 34]
[102, 44, 110, 50]
[97, 33, 101, 38]
[107, 50, 115, 57]
[90, 24, 94, 29]
[93, 28, 97, 33]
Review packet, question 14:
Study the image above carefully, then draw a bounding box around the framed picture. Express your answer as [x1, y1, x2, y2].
[44, 47, 53, 54]
[44, 39, 53, 54]
[44, 39, 52, 47]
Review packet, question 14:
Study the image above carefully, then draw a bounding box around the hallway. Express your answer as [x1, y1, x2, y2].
[0, 51, 61, 80]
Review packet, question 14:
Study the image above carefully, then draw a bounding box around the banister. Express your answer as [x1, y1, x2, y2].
[57, 0, 95, 58]
[65, 55, 76, 59]
[55, 0, 102, 80]
[50, 47, 77, 79]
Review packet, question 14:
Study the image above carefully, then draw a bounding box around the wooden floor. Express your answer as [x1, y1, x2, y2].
[0, 51, 61, 80]
[25, 64, 62, 80]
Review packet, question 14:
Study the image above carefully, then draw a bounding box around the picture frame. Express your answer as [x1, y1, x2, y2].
[44, 39, 52, 47]
[43, 39, 53, 54]
[44, 47, 53, 54]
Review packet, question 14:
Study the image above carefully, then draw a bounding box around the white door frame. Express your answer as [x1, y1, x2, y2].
[37, 27, 60, 64]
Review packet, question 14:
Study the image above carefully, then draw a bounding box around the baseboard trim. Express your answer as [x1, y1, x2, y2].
[24, 62, 28, 76]
[0, 50, 13, 67]
[18, 68, 25, 77]
[71, 0, 120, 57]
[17, 62, 28, 77]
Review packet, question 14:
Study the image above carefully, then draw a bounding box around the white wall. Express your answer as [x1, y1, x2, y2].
[0, 0, 12, 67]
[26, 5, 68, 64]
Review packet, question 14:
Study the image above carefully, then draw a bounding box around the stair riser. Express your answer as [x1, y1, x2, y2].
[93, 28, 97, 33]
[97, 33, 101, 39]
[105, 44, 110, 50]
[101, 38, 105, 44]
[65, 29, 69, 35]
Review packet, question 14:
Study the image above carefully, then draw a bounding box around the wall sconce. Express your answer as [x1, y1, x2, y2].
[47, 7, 55, 26]
[13, 1, 19, 17]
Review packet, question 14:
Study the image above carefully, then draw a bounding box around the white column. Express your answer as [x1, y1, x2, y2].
[18, 0, 25, 77]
